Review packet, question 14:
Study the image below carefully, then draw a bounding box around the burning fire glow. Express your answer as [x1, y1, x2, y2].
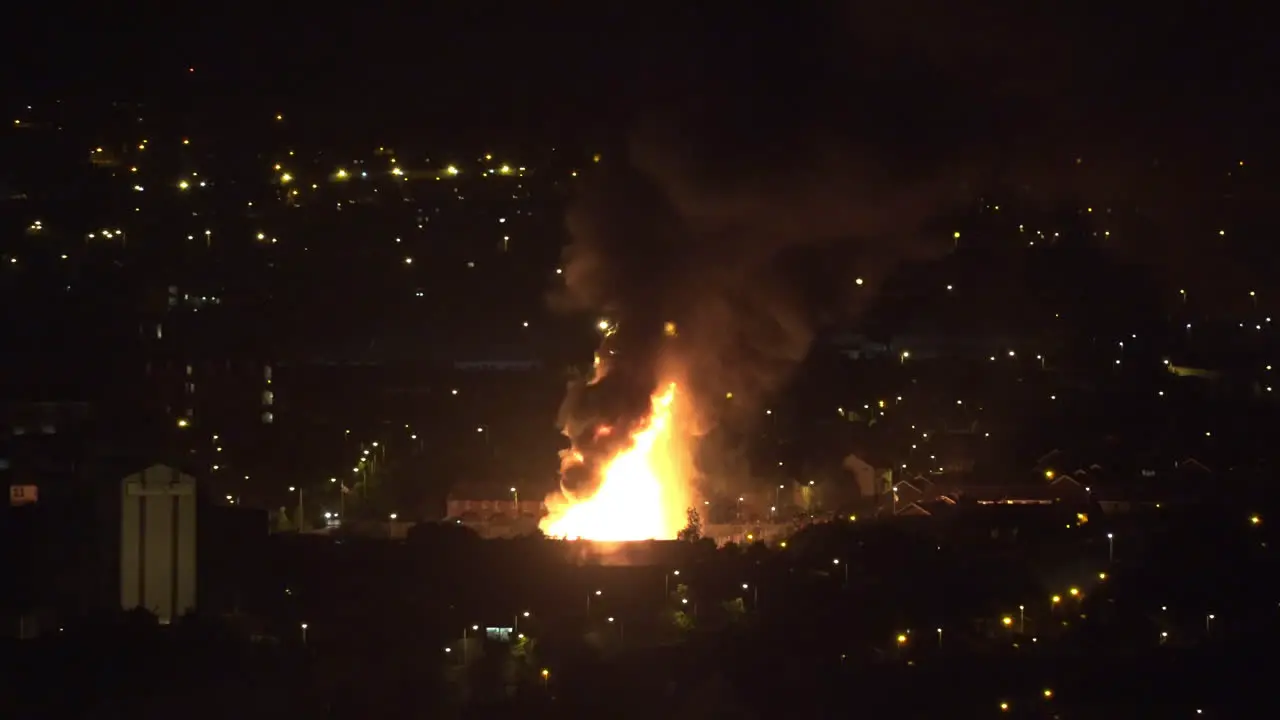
[541, 382, 692, 541]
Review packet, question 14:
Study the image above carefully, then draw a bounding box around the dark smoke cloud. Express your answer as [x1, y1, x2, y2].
[548, 0, 1269, 494]
[549, 121, 972, 496]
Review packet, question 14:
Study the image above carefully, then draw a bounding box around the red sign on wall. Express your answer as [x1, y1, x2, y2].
[9, 485, 38, 506]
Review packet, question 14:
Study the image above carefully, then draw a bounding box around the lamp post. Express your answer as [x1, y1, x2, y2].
[388, 513, 397, 539]
[515, 610, 530, 633]
[1019, 605, 1025, 633]
[588, 589, 601, 614]
[680, 597, 698, 618]
[330, 477, 343, 520]
[833, 558, 848, 585]
[300, 622, 308, 645]
[289, 486, 304, 530]
[463, 624, 478, 664]
[1107, 532, 1114, 563]
[665, 569, 680, 598]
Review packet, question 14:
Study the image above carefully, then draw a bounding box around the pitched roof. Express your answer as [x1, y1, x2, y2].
[896, 502, 933, 516]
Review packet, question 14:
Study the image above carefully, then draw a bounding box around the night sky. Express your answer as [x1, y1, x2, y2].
[9, 3, 1274, 141]
[4, 3, 1275, 290]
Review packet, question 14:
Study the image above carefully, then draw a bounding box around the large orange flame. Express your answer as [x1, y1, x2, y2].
[541, 382, 692, 541]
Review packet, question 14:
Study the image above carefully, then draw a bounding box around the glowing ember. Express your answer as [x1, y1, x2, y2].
[541, 383, 692, 541]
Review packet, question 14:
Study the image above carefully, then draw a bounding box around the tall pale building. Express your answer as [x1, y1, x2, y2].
[120, 465, 197, 623]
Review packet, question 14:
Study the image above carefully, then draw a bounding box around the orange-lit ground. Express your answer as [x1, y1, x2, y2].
[540, 383, 693, 541]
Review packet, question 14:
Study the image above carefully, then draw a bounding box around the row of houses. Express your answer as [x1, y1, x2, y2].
[885, 454, 1216, 517]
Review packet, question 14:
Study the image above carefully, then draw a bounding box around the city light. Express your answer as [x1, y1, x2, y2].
[21, 69, 1279, 715]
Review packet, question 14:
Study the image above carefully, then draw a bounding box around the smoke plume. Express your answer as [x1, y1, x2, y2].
[548, 119, 975, 497]
[546, 0, 1260, 497]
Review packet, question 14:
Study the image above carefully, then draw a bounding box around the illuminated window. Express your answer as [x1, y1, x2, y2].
[262, 390, 274, 406]
[261, 411, 274, 424]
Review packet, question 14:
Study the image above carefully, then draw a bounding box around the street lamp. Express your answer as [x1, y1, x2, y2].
[1019, 604, 1025, 633]
[515, 610, 530, 632]
[742, 582, 758, 607]
[329, 477, 344, 519]
[1107, 532, 1114, 563]
[665, 569, 681, 597]
[833, 558, 848, 585]
[289, 486, 304, 529]
[588, 589, 601, 613]
[300, 622, 308, 645]
[463, 624, 479, 663]
[680, 596, 698, 618]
